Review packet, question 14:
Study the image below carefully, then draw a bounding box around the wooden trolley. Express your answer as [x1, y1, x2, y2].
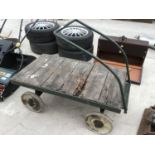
[11, 20, 131, 134]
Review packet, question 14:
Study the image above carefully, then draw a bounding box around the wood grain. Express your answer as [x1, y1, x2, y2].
[11, 54, 127, 111]
[80, 64, 108, 100]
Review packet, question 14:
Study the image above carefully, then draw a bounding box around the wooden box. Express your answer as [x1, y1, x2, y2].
[97, 36, 149, 84]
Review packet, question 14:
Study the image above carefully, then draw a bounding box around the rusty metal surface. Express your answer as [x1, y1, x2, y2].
[137, 106, 155, 135]
[95, 54, 143, 84]
[98, 36, 148, 58]
[97, 36, 149, 84]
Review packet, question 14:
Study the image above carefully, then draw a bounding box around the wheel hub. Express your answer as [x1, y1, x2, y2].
[28, 98, 35, 107]
[30, 21, 55, 30]
[85, 113, 113, 134]
[61, 27, 88, 37]
[24, 96, 40, 111]
[93, 120, 104, 128]
[21, 92, 44, 113]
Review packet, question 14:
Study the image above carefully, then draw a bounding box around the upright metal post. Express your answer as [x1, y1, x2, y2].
[0, 19, 7, 34]
[20, 19, 39, 44]
[18, 19, 23, 41]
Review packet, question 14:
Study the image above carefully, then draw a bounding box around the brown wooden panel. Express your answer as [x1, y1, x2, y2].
[42, 58, 79, 91]
[61, 62, 94, 96]
[11, 54, 126, 111]
[80, 64, 108, 101]
[24, 55, 65, 87]
[99, 68, 126, 109]
[106, 69, 126, 108]
[12, 54, 51, 83]
[98, 72, 112, 104]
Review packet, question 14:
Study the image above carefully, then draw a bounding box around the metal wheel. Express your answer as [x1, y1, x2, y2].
[61, 27, 88, 38]
[56, 26, 93, 51]
[21, 91, 44, 113]
[85, 113, 113, 134]
[29, 21, 55, 31]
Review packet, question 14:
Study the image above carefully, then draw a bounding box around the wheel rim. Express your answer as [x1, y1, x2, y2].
[21, 93, 42, 112]
[85, 113, 113, 134]
[61, 27, 88, 38]
[30, 21, 55, 31]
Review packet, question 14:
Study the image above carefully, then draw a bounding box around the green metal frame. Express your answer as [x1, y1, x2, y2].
[12, 80, 125, 113]
[54, 19, 131, 113]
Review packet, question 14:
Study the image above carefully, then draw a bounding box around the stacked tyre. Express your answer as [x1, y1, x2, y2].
[56, 26, 94, 61]
[25, 21, 59, 54]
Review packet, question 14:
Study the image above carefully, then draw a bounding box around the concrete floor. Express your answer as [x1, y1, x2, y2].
[0, 19, 155, 135]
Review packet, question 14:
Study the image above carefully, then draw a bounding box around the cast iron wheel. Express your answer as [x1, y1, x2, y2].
[30, 41, 58, 54]
[85, 113, 113, 134]
[56, 26, 94, 51]
[58, 46, 93, 61]
[21, 91, 44, 113]
[25, 21, 59, 43]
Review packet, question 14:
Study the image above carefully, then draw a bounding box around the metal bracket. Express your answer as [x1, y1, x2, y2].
[35, 90, 43, 96]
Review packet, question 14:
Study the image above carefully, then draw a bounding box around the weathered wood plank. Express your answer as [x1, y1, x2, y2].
[80, 64, 108, 100]
[99, 68, 126, 109]
[24, 55, 65, 87]
[11, 54, 126, 111]
[61, 62, 94, 96]
[42, 59, 79, 91]
[12, 54, 51, 82]
[106, 69, 126, 108]
[98, 72, 112, 104]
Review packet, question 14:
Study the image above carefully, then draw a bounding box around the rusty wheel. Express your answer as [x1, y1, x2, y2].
[21, 91, 44, 113]
[85, 113, 113, 134]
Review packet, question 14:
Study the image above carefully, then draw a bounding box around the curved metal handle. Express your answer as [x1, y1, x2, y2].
[54, 19, 131, 112]
[75, 19, 131, 83]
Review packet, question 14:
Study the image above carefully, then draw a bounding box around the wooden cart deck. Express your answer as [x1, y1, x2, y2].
[11, 54, 127, 113]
